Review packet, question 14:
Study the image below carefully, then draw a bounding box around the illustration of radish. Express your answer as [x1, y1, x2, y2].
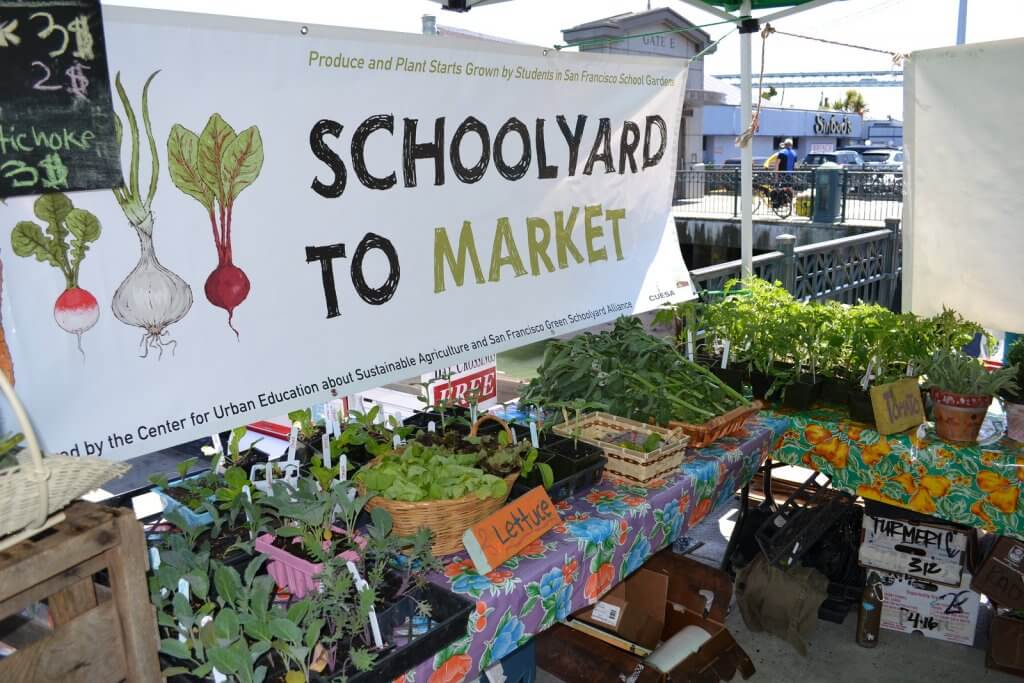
[10, 193, 102, 356]
[111, 72, 193, 359]
[168, 113, 264, 338]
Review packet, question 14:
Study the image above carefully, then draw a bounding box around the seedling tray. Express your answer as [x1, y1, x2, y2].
[554, 412, 688, 484]
[755, 471, 855, 568]
[512, 447, 607, 502]
[320, 581, 473, 682]
[154, 476, 215, 528]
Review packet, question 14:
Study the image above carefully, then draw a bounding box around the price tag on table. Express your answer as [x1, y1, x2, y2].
[0, 0, 121, 196]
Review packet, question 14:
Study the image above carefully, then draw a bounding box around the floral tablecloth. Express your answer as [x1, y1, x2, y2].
[402, 414, 789, 683]
[769, 406, 1024, 539]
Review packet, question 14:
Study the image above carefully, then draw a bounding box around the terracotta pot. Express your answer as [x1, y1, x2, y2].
[255, 529, 363, 598]
[930, 388, 991, 443]
[1006, 402, 1024, 442]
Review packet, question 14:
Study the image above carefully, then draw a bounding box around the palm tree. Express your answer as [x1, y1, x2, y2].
[831, 89, 869, 116]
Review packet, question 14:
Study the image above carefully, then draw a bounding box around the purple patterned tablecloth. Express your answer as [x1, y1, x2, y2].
[400, 413, 789, 683]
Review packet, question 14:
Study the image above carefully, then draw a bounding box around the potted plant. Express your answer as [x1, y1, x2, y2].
[256, 478, 370, 598]
[1001, 338, 1024, 442]
[923, 349, 1019, 443]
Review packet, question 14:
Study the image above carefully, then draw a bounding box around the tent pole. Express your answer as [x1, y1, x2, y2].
[740, 0, 753, 278]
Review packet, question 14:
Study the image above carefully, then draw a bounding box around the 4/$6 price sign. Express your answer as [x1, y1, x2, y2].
[0, 0, 122, 196]
[0, 6, 694, 460]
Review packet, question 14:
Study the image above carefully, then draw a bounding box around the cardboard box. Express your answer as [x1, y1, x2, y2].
[859, 513, 972, 587]
[878, 569, 980, 646]
[987, 611, 1024, 677]
[575, 567, 669, 651]
[972, 537, 1024, 609]
[536, 550, 755, 682]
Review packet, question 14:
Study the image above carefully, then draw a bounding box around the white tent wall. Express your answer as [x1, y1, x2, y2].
[903, 37, 1024, 333]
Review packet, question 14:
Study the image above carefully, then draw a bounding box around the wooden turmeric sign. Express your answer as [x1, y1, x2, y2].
[462, 486, 560, 574]
[870, 378, 925, 435]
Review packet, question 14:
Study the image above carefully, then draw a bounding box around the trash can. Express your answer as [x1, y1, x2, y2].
[812, 162, 842, 223]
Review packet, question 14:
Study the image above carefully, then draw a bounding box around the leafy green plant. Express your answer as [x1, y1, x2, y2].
[287, 408, 322, 442]
[355, 441, 509, 502]
[1003, 339, 1024, 403]
[521, 317, 747, 426]
[0, 433, 23, 470]
[262, 479, 371, 564]
[519, 447, 554, 489]
[150, 458, 219, 515]
[923, 349, 1019, 397]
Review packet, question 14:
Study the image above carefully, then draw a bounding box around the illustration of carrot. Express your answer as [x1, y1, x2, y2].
[10, 193, 102, 356]
[167, 114, 264, 338]
[111, 72, 194, 359]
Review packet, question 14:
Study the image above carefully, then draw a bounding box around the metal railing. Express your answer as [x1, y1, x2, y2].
[674, 168, 902, 224]
[690, 218, 903, 309]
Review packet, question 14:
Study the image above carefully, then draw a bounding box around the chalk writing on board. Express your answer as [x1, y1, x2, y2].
[0, 0, 120, 196]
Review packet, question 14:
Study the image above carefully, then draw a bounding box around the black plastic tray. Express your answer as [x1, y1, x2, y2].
[755, 471, 856, 568]
[512, 450, 607, 502]
[329, 581, 473, 682]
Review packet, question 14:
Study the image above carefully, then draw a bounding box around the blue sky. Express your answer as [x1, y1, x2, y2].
[110, 0, 1024, 119]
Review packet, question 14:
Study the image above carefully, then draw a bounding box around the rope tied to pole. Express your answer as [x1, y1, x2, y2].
[735, 23, 775, 149]
[771, 28, 908, 66]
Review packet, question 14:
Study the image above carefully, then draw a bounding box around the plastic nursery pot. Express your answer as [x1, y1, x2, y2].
[255, 529, 364, 599]
[711, 365, 747, 394]
[781, 375, 823, 411]
[847, 387, 876, 425]
[750, 370, 774, 402]
[930, 388, 992, 444]
[1006, 402, 1024, 443]
[819, 376, 852, 406]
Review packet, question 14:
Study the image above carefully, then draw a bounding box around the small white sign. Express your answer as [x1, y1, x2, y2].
[590, 601, 622, 628]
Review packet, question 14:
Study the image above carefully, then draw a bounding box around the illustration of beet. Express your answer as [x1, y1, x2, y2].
[167, 113, 263, 338]
[10, 193, 102, 356]
[111, 72, 194, 358]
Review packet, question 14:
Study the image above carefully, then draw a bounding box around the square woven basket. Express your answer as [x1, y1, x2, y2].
[553, 412, 689, 485]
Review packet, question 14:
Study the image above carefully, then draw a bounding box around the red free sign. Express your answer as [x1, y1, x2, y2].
[430, 366, 497, 406]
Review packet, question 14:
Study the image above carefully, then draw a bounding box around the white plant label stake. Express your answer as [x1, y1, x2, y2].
[428, 420, 436, 433]
[287, 421, 300, 461]
[324, 446, 332, 469]
[530, 421, 539, 449]
[346, 561, 384, 649]
[176, 579, 190, 643]
[210, 433, 225, 474]
[321, 433, 330, 463]
[861, 358, 875, 391]
[339, 454, 348, 482]
[687, 329, 695, 362]
[721, 339, 731, 370]
[242, 485, 254, 539]
[470, 403, 479, 424]
[393, 433, 402, 449]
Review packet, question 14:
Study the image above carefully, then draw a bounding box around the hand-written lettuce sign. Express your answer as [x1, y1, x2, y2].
[0, 0, 121, 196]
[0, 8, 692, 460]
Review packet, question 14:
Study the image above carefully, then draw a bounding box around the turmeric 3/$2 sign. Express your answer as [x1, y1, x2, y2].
[0, 7, 694, 459]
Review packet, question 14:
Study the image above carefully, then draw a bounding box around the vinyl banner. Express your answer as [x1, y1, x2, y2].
[0, 7, 693, 459]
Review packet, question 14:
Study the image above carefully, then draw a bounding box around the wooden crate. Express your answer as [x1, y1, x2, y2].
[0, 502, 160, 682]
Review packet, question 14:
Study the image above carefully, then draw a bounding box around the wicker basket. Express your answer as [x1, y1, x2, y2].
[359, 414, 518, 556]
[0, 371, 129, 551]
[668, 401, 762, 449]
[553, 412, 689, 486]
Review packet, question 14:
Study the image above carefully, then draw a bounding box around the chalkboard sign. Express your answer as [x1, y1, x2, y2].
[0, 0, 121, 197]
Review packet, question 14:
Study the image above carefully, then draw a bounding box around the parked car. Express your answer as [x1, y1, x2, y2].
[860, 149, 903, 172]
[796, 150, 864, 171]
